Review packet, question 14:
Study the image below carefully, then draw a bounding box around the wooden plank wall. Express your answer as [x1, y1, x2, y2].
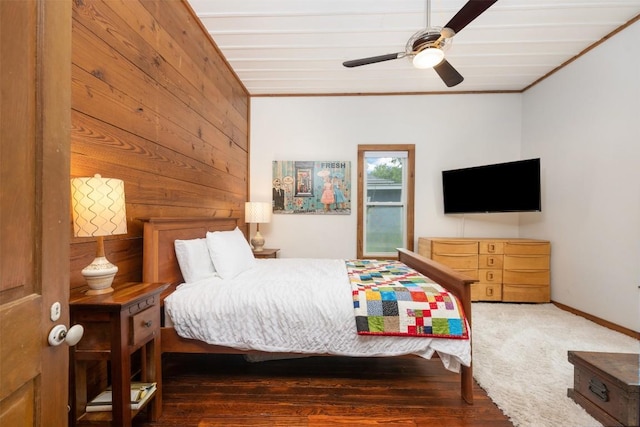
[70, 0, 249, 291]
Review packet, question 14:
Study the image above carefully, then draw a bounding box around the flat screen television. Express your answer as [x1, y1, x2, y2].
[442, 158, 541, 214]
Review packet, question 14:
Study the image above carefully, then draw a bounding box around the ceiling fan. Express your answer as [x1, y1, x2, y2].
[342, 0, 497, 87]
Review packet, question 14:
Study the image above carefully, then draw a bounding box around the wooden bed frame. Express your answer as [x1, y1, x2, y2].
[140, 216, 477, 403]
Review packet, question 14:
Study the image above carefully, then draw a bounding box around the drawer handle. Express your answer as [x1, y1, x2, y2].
[588, 378, 609, 402]
[144, 320, 153, 328]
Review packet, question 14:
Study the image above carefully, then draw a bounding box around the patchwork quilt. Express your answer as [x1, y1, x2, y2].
[346, 260, 469, 339]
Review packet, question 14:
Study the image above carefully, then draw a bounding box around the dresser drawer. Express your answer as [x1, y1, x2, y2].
[503, 269, 550, 285]
[479, 254, 503, 269]
[502, 284, 550, 302]
[504, 254, 549, 270]
[431, 240, 478, 255]
[130, 304, 159, 347]
[456, 268, 478, 280]
[478, 268, 502, 283]
[433, 253, 478, 269]
[479, 241, 504, 254]
[504, 242, 550, 255]
[471, 283, 502, 301]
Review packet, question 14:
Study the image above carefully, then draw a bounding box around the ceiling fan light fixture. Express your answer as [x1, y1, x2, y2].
[412, 47, 444, 69]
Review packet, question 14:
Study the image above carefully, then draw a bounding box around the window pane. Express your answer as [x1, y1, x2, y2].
[365, 205, 404, 254]
[366, 157, 404, 202]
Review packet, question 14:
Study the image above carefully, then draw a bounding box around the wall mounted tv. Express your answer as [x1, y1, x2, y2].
[442, 158, 541, 214]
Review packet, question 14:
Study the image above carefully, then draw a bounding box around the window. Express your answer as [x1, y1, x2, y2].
[357, 145, 415, 258]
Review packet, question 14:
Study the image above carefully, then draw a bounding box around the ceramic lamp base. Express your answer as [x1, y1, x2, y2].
[251, 231, 266, 252]
[85, 286, 115, 296]
[82, 256, 117, 295]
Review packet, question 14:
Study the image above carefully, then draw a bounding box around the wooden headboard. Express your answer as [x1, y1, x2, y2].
[140, 217, 239, 287]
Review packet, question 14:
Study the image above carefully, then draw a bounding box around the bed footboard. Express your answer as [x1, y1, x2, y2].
[397, 248, 476, 404]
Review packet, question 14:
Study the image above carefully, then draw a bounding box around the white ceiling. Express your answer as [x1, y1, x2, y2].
[186, 0, 640, 96]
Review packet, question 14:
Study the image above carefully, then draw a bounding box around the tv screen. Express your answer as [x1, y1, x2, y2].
[442, 158, 541, 214]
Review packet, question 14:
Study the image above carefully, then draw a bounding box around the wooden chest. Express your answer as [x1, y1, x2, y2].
[567, 351, 640, 427]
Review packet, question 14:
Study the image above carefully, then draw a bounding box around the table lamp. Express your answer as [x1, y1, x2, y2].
[71, 174, 127, 295]
[245, 201, 272, 252]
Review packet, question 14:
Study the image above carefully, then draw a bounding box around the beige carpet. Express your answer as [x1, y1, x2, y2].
[471, 302, 639, 427]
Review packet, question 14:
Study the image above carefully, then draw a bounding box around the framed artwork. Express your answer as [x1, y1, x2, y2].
[272, 160, 351, 214]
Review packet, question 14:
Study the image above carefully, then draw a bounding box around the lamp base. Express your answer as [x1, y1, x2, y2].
[251, 231, 266, 252]
[85, 286, 114, 296]
[82, 256, 117, 295]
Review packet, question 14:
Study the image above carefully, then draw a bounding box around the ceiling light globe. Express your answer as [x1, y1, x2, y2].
[413, 47, 445, 69]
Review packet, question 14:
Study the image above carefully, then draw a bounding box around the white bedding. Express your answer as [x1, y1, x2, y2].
[164, 258, 471, 372]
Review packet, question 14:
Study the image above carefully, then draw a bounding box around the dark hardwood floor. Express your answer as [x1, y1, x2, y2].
[133, 353, 512, 427]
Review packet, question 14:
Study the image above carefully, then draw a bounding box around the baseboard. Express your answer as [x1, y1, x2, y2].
[552, 300, 639, 340]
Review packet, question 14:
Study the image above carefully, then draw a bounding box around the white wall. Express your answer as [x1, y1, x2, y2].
[250, 93, 524, 260]
[521, 21, 640, 331]
[250, 21, 640, 332]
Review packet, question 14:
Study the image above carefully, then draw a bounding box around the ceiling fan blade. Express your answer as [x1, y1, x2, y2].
[444, 0, 497, 34]
[433, 59, 464, 87]
[342, 53, 403, 68]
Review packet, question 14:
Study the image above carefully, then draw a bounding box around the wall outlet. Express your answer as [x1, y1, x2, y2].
[50, 302, 61, 322]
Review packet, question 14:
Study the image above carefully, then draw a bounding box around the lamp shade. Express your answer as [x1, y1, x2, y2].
[71, 174, 127, 237]
[245, 201, 272, 224]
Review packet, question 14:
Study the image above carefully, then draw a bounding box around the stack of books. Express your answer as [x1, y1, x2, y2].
[86, 382, 157, 412]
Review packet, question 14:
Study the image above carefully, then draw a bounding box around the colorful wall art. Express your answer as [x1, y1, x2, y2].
[272, 161, 351, 214]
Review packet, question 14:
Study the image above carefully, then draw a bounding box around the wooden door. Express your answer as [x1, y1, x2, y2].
[0, 1, 71, 426]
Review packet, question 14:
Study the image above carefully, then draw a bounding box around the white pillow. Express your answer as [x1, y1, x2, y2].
[174, 238, 217, 283]
[206, 227, 256, 279]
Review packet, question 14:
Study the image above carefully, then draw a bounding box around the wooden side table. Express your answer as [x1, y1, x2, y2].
[69, 282, 168, 427]
[253, 248, 280, 259]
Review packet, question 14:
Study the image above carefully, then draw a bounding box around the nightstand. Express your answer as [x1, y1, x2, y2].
[69, 282, 168, 427]
[253, 248, 280, 259]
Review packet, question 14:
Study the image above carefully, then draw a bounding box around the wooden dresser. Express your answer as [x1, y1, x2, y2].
[418, 237, 551, 303]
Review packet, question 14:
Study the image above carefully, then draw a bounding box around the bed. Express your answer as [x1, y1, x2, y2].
[141, 216, 476, 403]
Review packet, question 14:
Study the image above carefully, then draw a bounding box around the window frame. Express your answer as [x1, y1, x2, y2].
[357, 144, 415, 259]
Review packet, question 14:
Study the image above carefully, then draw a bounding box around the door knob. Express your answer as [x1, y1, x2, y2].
[48, 324, 84, 346]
